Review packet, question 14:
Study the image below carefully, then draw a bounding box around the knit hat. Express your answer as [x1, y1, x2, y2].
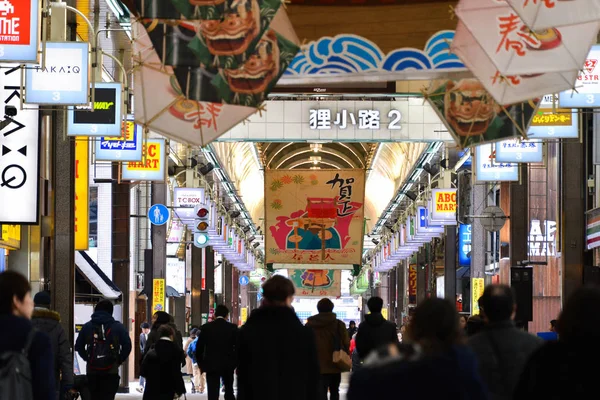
[34, 291, 51, 307]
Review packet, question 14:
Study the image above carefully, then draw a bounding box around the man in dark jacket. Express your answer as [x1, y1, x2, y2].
[196, 305, 238, 400]
[237, 275, 320, 400]
[355, 297, 398, 360]
[306, 298, 350, 400]
[468, 284, 542, 400]
[31, 291, 74, 399]
[75, 299, 132, 400]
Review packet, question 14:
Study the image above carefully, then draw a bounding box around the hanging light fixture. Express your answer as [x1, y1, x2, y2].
[309, 156, 321, 165]
[310, 143, 322, 153]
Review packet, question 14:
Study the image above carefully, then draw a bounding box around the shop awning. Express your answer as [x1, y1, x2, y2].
[75, 251, 121, 300]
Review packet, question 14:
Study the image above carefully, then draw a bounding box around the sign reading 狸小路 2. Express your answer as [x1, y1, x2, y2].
[0, 0, 40, 63]
[67, 82, 123, 137]
[25, 41, 90, 105]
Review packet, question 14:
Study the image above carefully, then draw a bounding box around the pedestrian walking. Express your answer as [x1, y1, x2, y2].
[355, 297, 398, 360]
[195, 305, 238, 400]
[306, 298, 350, 400]
[137, 322, 151, 393]
[347, 320, 357, 339]
[31, 290, 74, 400]
[183, 328, 198, 393]
[141, 325, 186, 400]
[144, 311, 185, 366]
[186, 329, 206, 394]
[0, 271, 55, 400]
[237, 275, 320, 400]
[74, 299, 132, 400]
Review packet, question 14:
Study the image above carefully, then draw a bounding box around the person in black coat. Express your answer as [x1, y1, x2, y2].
[355, 297, 399, 360]
[144, 311, 185, 366]
[196, 305, 238, 400]
[237, 276, 320, 400]
[141, 325, 186, 400]
[0, 271, 55, 400]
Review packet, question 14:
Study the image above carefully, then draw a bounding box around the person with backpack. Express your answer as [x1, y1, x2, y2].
[186, 328, 205, 394]
[0, 270, 55, 400]
[75, 299, 132, 400]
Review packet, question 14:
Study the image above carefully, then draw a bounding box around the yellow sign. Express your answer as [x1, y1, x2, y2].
[531, 109, 572, 126]
[471, 278, 485, 316]
[0, 225, 21, 250]
[434, 191, 457, 213]
[240, 307, 248, 325]
[121, 139, 166, 182]
[105, 121, 134, 142]
[75, 139, 89, 250]
[381, 308, 389, 320]
[152, 279, 166, 312]
[127, 141, 162, 171]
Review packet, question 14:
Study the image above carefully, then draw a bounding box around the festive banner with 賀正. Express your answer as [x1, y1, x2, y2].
[289, 269, 342, 297]
[265, 169, 365, 265]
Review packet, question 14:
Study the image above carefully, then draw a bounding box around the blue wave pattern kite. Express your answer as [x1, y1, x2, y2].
[284, 30, 465, 75]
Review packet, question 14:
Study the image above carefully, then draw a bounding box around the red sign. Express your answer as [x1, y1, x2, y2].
[0, 0, 32, 45]
[584, 59, 598, 74]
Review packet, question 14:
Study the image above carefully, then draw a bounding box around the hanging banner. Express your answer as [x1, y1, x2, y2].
[474, 143, 519, 182]
[471, 277, 485, 315]
[586, 208, 600, 250]
[559, 46, 600, 108]
[95, 121, 143, 162]
[0, 0, 39, 63]
[288, 269, 342, 297]
[122, 138, 166, 182]
[430, 189, 457, 225]
[67, 82, 123, 137]
[0, 225, 21, 250]
[74, 138, 89, 250]
[25, 41, 90, 105]
[265, 169, 365, 265]
[152, 278, 166, 312]
[528, 95, 578, 139]
[426, 78, 539, 148]
[408, 264, 417, 305]
[0, 64, 40, 224]
[495, 139, 544, 163]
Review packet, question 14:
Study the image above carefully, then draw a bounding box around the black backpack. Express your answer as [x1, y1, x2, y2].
[0, 328, 36, 400]
[86, 323, 120, 374]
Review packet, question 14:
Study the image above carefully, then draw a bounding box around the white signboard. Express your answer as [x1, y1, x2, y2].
[25, 41, 90, 105]
[166, 219, 185, 257]
[475, 144, 519, 182]
[528, 220, 557, 257]
[0, 65, 39, 223]
[173, 187, 205, 208]
[528, 94, 579, 139]
[494, 139, 543, 163]
[166, 257, 186, 295]
[0, 0, 40, 63]
[67, 82, 123, 137]
[559, 45, 600, 108]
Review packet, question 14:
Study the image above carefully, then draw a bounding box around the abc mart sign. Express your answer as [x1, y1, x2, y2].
[0, 0, 40, 63]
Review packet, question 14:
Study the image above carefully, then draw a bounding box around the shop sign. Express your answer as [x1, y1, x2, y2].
[152, 278, 165, 312]
[458, 224, 472, 267]
[471, 278, 485, 316]
[122, 139, 165, 182]
[0, 224, 21, 249]
[67, 83, 123, 137]
[309, 108, 402, 130]
[240, 307, 248, 325]
[0, 64, 39, 224]
[528, 220, 557, 257]
[95, 121, 143, 162]
[528, 94, 578, 139]
[25, 41, 90, 105]
[74, 139, 89, 250]
[559, 46, 600, 108]
[495, 139, 544, 163]
[430, 189, 457, 225]
[166, 218, 184, 257]
[173, 187, 205, 207]
[475, 143, 519, 182]
[166, 257, 185, 295]
[408, 264, 417, 305]
[0, 0, 39, 63]
[416, 206, 444, 236]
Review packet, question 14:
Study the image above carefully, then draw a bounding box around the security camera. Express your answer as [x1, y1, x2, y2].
[5, 105, 17, 117]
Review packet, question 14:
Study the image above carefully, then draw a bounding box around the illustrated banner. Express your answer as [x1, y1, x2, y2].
[289, 269, 342, 297]
[265, 169, 365, 265]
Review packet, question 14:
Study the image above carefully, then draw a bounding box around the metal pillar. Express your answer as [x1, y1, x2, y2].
[396, 260, 405, 323]
[510, 165, 529, 268]
[224, 260, 233, 307]
[231, 267, 240, 325]
[444, 227, 457, 301]
[151, 184, 167, 278]
[200, 248, 215, 317]
[190, 245, 202, 327]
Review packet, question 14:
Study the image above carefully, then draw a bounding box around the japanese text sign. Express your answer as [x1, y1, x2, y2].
[559, 45, 600, 108]
[265, 169, 365, 265]
[528, 95, 578, 139]
[430, 189, 457, 225]
[289, 269, 342, 297]
[0, 64, 39, 224]
[67, 82, 123, 137]
[495, 138, 543, 163]
[409, 264, 417, 304]
[25, 42, 90, 105]
[74, 138, 89, 250]
[122, 138, 165, 182]
[95, 121, 143, 162]
[173, 188, 205, 207]
[152, 278, 165, 312]
[0, 0, 39, 63]
[309, 108, 402, 131]
[471, 277, 485, 315]
[475, 143, 519, 182]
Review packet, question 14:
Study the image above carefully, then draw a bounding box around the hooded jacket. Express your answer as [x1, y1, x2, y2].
[306, 312, 350, 374]
[75, 310, 132, 374]
[355, 313, 398, 359]
[141, 338, 186, 400]
[31, 307, 74, 388]
[143, 313, 185, 366]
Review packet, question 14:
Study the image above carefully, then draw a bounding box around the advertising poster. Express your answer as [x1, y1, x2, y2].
[122, 138, 165, 182]
[408, 264, 417, 305]
[152, 278, 165, 312]
[67, 82, 123, 137]
[95, 121, 143, 162]
[264, 169, 365, 265]
[0, 0, 40, 63]
[471, 278, 485, 316]
[74, 139, 89, 250]
[426, 78, 539, 148]
[289, 269, 342, 297]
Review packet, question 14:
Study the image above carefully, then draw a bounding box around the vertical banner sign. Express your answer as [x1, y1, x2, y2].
[122, 139, 166, 182]
[152, 278, 165, 312]
[0, 65, 40, 224]
[265, 169, 366, 265]
[471, 278, 485, 315]
[586, 208, 600, 250]
[289, 270, 342, 297]
[0, 0, 40, 63]
[74, 139, 89, 250]
[201, 247, 206, 290]
[240, 307, 248, 325]
[95, 121, 143, 162]
[409, 264, 417, 305]
[458, 224, 472, 266]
